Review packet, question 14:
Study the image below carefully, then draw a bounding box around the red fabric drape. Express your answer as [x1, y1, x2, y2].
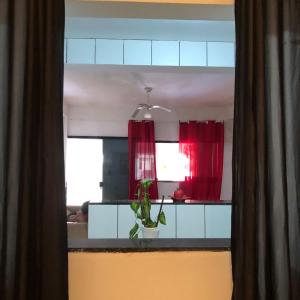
[179, 121, 224, 200]
[128, 120, 158, 199]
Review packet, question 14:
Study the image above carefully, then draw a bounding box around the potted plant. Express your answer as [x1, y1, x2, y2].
[129, 179, 166, 239]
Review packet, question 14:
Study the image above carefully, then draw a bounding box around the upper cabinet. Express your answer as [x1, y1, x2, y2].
[64, 39, 67, 63]
[180, 41, 207, 67]
[67, 39, 95, 64]
[65, 38, 235, 68]
[124, 40, 151, 66]
[152, 41, 180, 66]
[207, 42, 235, 67]
[96, 39, 123, 65]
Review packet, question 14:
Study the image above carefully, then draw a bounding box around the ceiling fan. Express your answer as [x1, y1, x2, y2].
[131, 87, 171, 119]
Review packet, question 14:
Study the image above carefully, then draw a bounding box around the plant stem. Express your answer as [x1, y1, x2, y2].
[156, 195, 165, 227]
[137, 183, 144, 225]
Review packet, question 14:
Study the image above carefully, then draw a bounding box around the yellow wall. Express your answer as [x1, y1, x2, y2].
[69, 251, 232, 300]
[80, 0, 233, 4]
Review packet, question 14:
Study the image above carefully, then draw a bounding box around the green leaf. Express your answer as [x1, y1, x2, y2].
[129, 223, 139, 239]
[143, 205, 150, 220]
[159, 211, 166, 225]
[144, 219, 156, 228]
[130, 201, 140, 213]
[141, 179, 152, 188]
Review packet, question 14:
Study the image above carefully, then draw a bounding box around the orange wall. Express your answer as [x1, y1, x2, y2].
[69, 251, 232, 300]
[80, 0, 233, 4]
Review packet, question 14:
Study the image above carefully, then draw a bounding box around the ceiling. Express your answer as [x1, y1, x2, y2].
[64, 12, 235, 114]
[64, 65, 234, 109]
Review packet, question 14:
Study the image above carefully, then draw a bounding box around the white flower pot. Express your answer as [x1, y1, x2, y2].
[142, 227, 159, 238]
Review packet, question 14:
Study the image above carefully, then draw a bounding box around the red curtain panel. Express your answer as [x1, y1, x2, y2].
[179, 121, 224, 200]
[128, 120, 158, 199]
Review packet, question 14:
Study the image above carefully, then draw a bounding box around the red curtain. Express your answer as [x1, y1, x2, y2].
[128, 120, 158, 199]
[179, 121, 224, 200]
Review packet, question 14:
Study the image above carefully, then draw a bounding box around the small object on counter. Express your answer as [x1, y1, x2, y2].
[171, 188, 190, 202]
[173, 188, 184, 199]
[170, 196, 190, 202]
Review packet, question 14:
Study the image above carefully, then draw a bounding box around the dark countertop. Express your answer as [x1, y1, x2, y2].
[68, 238, 231, 252]
[90, 200, 232, 205]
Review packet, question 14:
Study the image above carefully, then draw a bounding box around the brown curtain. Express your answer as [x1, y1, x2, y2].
[232, 1, 300, 300]
[0, 1, 68, 299]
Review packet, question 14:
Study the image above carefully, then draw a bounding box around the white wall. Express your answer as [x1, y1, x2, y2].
[66, 104, 233, 200]
[65, 18, 235, 42]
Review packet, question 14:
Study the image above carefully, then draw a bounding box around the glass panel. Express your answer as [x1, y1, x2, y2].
[180, 41, 207, 66]
[96, 39, 123, 65]
[88, 205, 117, 238]
[207, 42, 235, 67]
[177, 205, 205, 238]
[151, 205, 176, 238]
[102, 139, 128, 201]
[67, 39, 95, 64]
[152, 41, 179, 66]
[124, 40, 151, 65]
[205, 205, 231, 238]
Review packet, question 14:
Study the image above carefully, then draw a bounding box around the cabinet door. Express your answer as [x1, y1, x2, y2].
[207, 42, 235, 67]
[118, 205, 137, 238]
[151, 205, 176, 238]
[205, 205, 231, 238]
[96, 39, 123, 65]
[124, 40, 151, 65]
[180, 41, 206, 66]
[64, 39, 67, 63]
[118, 204, 176, 238]
[177, 205, 205, 238]
[88, 205, 117, 238]
[152, 41, 179, 66]
[67, 39, 95, 64]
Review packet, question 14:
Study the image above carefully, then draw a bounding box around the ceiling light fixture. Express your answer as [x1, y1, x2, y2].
[131, 87, 171, 119]
[143, 111, 152, 119]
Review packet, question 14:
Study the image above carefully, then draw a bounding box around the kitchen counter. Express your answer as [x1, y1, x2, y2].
[93, 199, 232, 205]
[68, 238, 231, 252]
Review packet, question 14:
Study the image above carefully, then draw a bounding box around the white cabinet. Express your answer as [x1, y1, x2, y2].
[176, 205, 205, 238]
[118, 204, 176, 238]
[151, 205, 176, 238]
[88, 203, 231, 239]
[67, 39, 95, 64]
[88, 205, 117, 238]
[152, 41, 179, 66]
[205, 205, 231, 238]
[180, 41, 207, 66]
[207, 42, 235, 67]
[96, 39, 123, 65]
[118, 205, 137, 238]
[124, 40, 151, 65]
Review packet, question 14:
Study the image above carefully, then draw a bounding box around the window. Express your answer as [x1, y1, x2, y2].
[135, 153, 156, 180]
[66, 138, 103, 205]
[155, 143, 189, 181]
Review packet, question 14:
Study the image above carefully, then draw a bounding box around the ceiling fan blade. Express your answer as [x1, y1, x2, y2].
[150, 105, 172, 112]
[131, 107, 144, 118]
